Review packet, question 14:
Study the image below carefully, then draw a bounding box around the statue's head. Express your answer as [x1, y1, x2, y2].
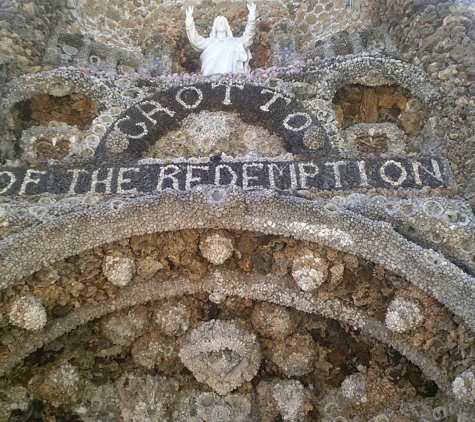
[210, 16, 233, 38]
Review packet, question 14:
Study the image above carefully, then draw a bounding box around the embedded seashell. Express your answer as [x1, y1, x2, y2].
[50, 81, 70, 97]
[109, 106, 122, 116]
[99, 114, 114, 125]
[88, 55, 101, 66]
[80, 146, 95, 157]
[92, 124, 107, 135]
[85, 134, 100, 146]
[28, 205, 48, 218]
[57, 196, 82, 207]
[62, 44, 78, 56]
[422, 200, 444, 217]
[82, 194, 100, 205]
[110, 199, 123, 210]
[209, 292, 226, 304]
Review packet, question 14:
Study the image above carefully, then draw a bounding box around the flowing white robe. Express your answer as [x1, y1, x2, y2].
[186, 19, 256, 75]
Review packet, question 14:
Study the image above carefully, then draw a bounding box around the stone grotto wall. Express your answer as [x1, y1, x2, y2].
[0, 0, 475, 421]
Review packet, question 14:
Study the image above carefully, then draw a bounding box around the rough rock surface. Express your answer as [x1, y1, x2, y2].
[1, 0, 475, 420]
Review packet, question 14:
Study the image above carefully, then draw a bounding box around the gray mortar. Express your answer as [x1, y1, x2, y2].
[0, 187, 474, 333]
[0, 270, 452, 394]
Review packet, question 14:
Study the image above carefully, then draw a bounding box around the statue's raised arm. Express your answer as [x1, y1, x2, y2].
[247, 2, 256, 21]
[185, 5, 211, 54]
[185, 6, 194, 27]
[242, 2, 257, 49]
[185, 3, 257, 76]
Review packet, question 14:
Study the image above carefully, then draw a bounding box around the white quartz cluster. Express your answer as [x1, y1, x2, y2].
[291, 250, 328, 292]
[179, 319, 261, 395]
[103, 253, 135, 286]
[385, 297, 424, 333]
[453, 367, 475, 404]
[341, 373, 368, 405]
[199, 232, 234, 265]
[272, 380, 306, 421]
[8, 295, 47, 331]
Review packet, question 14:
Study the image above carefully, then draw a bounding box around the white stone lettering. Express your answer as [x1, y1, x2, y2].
[215, 164, 238, 187]
[67, 169, 88, 194]
[260, 89, 291, 112]
[297, 163, 319, 189]
[243, 163, 264, 190]
[0, 171, 16, 195]
[18, 169, 46, 196]
[117, 167, 140, 194]
[89, 168, 113, 194]
[176, 87, 203, 109]
[212, 82, 244, 105]
[325, 161, 347, 188]
[268, 163, 298, 189]
[283, 112, 312, 132]
[412, 159, 443, 185]
[114, 115, 148, 139]
[186, 165, 210, 190]
[157, 165, 182, 190]
[0, 157, 449, 197]
[136, 100, 175, 125]
[380, 160, 407, 186]
[357, 160, 369, 187]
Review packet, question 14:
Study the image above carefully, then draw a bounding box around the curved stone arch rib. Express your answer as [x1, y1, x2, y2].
[95, 82, 330, 160]
[0, 272, 451, 394]
[0, 69, 118, 121]
[346, 196, 475, 276]
[0, 188, 474, 330]
[316, 56, 438, 105]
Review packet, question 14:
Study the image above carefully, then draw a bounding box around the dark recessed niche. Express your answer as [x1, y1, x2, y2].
[11, 93, 99, 132]
[332, 84, 424, 137]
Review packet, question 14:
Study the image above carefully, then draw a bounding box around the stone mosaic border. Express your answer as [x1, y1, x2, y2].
[0, 271, 451, 394]
[312, 55, 438, 104]
[0, 56, 438, 161]
[95, 83, 331, 160]
[0, 69, 118, 115]
[0, 187, 474, 332]
[346, 196, 475, 275]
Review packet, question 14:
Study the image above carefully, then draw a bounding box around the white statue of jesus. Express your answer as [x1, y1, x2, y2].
[185, 3, 257, 76]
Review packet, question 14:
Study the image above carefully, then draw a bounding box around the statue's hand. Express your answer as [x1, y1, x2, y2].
[186, 6, 194, 26]
[247, 2, 256, 20]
